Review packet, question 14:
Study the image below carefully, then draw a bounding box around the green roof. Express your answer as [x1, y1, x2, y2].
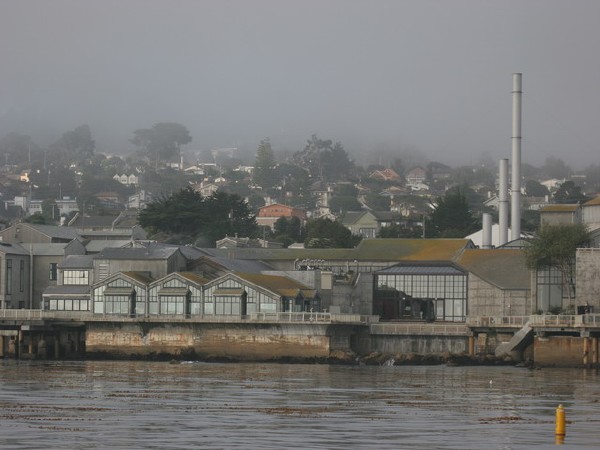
[457, 249, 531, 290]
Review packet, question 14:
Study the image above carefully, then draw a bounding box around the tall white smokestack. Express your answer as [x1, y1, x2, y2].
[510, 73, 522, 241]
[498, 158, 509, 246]
[482, 213, 492, 249]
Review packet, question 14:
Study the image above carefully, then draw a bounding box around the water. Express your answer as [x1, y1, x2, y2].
[1, 360, 598, 449]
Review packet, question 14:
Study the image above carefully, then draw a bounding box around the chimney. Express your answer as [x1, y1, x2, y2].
[482, 213, 492, 249]
[510, 73, 522, 241]
[498, 158, 509, 246]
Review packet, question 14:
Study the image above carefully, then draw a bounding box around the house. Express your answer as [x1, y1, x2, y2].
[56, 197, 79, 217]
[369, 168, 401, 182]
[405, 167, 427, 185]
[91, 271, 153, 315]
[128, 190, 154, 210]
[340, 210, 402, 238]
[215, 236, 284, 249]
[539, 204, 581, 225]
[256, 203, 307, 229]
[582, 195, 600, 228]
[93, 246, 188, 282]
[0, 242, 30, 309]
[42, 254, 94, 311]
[113, 174, 139, 186]
[30, 241, 86, 308]
[147, 272, 209, 316]
[0, 223, 80, 244]
[203, 272, 319, 316]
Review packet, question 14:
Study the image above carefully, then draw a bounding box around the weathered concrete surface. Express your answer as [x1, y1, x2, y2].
[85, 322, 351, 360]
[534, 336, 584, 367]
[352, 328, 469, 355]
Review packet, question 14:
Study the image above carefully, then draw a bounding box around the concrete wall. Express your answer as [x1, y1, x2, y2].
[576, 248, 600, 311]
[85, 322, 343, 360]
[467, 273, 532, 317]
[534, 336, 585, 367]
[352, 329, 468, 355]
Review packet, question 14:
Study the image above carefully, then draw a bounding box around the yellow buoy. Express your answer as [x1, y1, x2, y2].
[555, 404, 566, 436]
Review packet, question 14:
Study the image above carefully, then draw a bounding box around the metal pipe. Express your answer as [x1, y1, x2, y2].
[498, 158, 509, 245]
[482, 213, 492, 249]
[511, 73, 522, 241]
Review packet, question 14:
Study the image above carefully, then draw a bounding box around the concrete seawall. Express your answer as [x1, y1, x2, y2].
[85, 322, 358, 361]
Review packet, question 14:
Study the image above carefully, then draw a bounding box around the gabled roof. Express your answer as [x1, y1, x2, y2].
[457, 249, 531, 290]
[21, 223, 80, 240]
[235, 272, 311, 296]
[58, 254, 94, 269]
[0, 242, 29, 255]
[200, 238, 473, 262]
[540, 204, 580, 212]
[94, 246, 180, 260]
[583, 195, 600, 207]
[190, 255, 274, 274]
[149, 271, 210, 287]
[340, 210, 372, 225]
[29, 243, 69, 256]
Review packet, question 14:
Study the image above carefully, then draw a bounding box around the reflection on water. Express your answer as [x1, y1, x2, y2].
[1, 360, 599, 449]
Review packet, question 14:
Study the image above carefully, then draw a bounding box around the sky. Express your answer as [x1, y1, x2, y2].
[1, 0, 600, 169]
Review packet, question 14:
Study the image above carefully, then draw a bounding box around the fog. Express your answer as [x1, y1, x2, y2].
[2, 0, 600, 168]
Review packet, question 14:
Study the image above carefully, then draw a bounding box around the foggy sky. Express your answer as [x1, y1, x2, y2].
[2, 0, 600, 168]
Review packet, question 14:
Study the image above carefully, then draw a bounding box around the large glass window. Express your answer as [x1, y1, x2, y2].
[49, 263, 58, 281]
[6, 259, 12, 294]
[374, 267, 467, 322]
[104, 295, 130, 314]
[160, 295, 185, 315]
[63, 270, 89, 285]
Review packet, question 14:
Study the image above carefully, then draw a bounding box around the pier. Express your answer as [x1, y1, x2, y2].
[1, 310, 600, 366]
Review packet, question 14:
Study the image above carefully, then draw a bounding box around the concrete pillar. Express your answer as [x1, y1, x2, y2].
[17, 330, 23, 359]
[583, 337, 590, 368]
[592, 337, 598, 366]
[37, 337, 47, 360]
[28, 334, 34, 356]
[468, 335, 475, 356]
[54, 336, 60, 359]
[0, 336, 4, 357]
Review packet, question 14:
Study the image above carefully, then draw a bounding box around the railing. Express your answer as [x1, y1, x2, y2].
[0, 309, 43, 320]
[0, 309, 377, 325]
[467, 314, 600, 329]
[370, 322, 470, 336]
[466, 316, 530, 327]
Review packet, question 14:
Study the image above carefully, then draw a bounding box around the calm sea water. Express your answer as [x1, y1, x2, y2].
[0, 360, 598, 449]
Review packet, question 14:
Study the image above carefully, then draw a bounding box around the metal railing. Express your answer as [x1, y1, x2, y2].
[466, 316, 530, 327]
[467, 314, 600, 328]
[370, 322, 470, 336]
[0, 309, 377, 325]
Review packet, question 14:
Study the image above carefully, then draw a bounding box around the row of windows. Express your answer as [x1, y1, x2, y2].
[46, 299, 90, 311]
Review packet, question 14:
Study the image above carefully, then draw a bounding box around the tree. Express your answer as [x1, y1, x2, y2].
[138, 187, 257, 246]
[131, 123, 191, 168]
[426, 187, 477, 238]
[543, 156, 571, 179]
[272, 216, 303, 247]
[525, 179, 549, 197]
[0, 132, 38, 165]
[253, 138, 276, 189]
[292, 135, 354, 181]
[553, 180, 588, 204]
[524, 223, 591, 302]
[304, 218, 361, 248]
[51, 125, 95, 164]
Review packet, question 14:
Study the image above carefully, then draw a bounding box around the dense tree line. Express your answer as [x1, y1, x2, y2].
[138, 187, 257, 246]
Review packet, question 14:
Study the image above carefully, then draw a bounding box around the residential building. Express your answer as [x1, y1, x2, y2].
[256, 203, 307, 229]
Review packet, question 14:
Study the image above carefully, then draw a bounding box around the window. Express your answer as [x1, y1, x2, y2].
[49, 263, 58, 281]
[63, 270, 89, 285]
[19, 260, 24, 292]
[6, 259, 12, 294]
